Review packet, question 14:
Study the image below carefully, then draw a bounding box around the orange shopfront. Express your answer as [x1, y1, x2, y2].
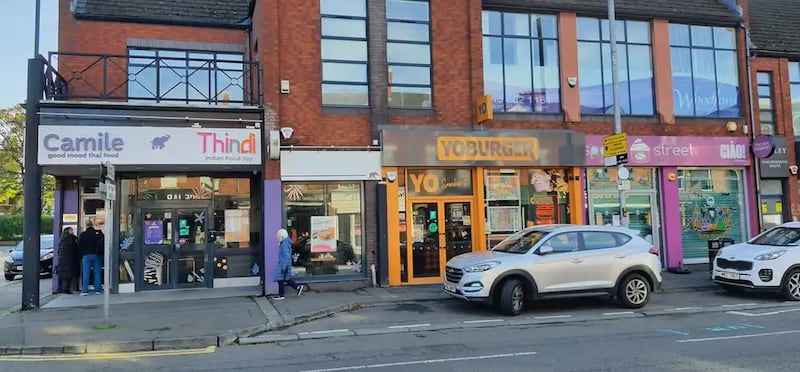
[380, 127, 587, 285]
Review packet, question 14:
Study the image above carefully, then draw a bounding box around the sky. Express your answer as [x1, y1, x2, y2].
[0, 0, 59, 109]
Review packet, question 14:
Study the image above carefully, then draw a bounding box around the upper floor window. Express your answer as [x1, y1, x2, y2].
[387, 0, 432, 108]
[789, 62, 800, 135]
[577, 18, 654, 115]
[127, 49, 245, 106]
[757, 72, 776, 135]
[320, 0, 368, 106]
[482, 11, 560, 113]
[669, 24, 739, 117]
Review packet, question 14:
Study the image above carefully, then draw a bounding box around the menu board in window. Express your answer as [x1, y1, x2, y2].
[224, 209, 250, 244]
[486, 175, 520, 201]
[487, 206, 522, 232]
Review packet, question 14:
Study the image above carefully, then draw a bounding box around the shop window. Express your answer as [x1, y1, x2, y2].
[321, 0, 369, 106]
[118, 179, 136, 285]
[387, 0, 432, 108]
[482, 11, 560, 113]
[577, 17, 654, 115]
[484, 169, 570, 248]
[212, 177, 258, 279]
[669, 24, 740, 117]
[679, 169, 746, 262]
[761, 179, 785, 230]
[284, 182, 365, 279]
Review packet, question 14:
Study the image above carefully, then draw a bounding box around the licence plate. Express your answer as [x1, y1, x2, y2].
[15, 266, 21, 271]
[444, 282, 457, 292]
[720, 271, 740, 280]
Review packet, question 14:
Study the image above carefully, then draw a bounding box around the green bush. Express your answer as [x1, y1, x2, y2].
[0, 215, 55, 241]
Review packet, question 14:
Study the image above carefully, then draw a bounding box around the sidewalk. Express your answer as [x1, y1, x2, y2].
[0, 265, 717, 355]
[0, 286, 271, 355]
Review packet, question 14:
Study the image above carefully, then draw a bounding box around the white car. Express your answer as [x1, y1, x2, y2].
[713, 222, 800, 301]
[443, 224, 663, 316]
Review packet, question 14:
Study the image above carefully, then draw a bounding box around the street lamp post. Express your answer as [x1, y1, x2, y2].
[607, 0, 627, 226]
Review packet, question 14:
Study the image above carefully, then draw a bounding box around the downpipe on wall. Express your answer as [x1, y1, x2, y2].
[744, 25, 764, 234]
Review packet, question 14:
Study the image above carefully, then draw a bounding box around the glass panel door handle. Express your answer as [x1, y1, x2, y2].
[570, 259, 583, 263]
[174, 243, 180, 252]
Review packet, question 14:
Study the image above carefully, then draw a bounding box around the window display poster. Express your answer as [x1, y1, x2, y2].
[144, 220, 164, 245]
[487, 206, 522, 232]
[486, 175, 520, 200]
[311, 216, 338, 253]
[225, 209, 250, 243]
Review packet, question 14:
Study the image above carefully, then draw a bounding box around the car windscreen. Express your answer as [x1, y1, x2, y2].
[748, 227, 800, 247]
[12, 236, 54, 251]
[492, 230, 549, 254]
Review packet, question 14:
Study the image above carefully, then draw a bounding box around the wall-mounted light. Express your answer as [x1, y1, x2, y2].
[726, 121, 738, 133]
[667, 172, 677, 181]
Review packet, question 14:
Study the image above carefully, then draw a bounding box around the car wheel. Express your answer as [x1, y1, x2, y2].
[781, 269, 800, 301]
[4, 274, 14, 281]
[618, 273, 650, 309]
[498, 279, 526, 316]
[721, 284, 745, 295]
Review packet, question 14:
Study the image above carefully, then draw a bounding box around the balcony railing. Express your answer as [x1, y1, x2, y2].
[44, 52, 262, 106]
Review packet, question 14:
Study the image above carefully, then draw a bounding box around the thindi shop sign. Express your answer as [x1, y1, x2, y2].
[437, 136, 539, 162]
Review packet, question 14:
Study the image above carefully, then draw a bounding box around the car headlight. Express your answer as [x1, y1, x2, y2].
[754, 250, 787, 261]
[41, 252, 53, 260]
[463, 261, 500, 273]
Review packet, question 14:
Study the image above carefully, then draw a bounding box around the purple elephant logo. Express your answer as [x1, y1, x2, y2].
[150, 134, 171, 150]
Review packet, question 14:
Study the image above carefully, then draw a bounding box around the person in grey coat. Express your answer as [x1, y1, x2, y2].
[272, 229, 305, 300]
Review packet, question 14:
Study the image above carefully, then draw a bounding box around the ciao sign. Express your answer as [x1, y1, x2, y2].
[437, 136, 539, 162]
[407, 169, 473, 197]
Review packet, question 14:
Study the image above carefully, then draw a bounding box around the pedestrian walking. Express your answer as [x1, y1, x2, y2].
[77, 220, 104, 296]
[56, 227, 78, 294]
[272, 228, 305, 300]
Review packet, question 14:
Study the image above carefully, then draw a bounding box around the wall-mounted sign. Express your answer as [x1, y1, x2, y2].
[475, 95, 493, 123]
[437, 136, 539, 162]
[38, 125, 261, 166]
[752, 134, 776, 159]
[382, 127, 585, 167]
[585, 135, 751, 166]
[407, 169, 473, 197]
[760, 137, 788, 178]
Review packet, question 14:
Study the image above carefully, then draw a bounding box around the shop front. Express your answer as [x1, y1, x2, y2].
[585, 135, 754, 267]
[277, 150, 381, 284]
[382, 127, 586, 285]
[758, 136, 790, 229]
[40, 120, 263, 293]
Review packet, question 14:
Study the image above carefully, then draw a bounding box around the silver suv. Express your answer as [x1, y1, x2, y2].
[443, 224, 663, 316]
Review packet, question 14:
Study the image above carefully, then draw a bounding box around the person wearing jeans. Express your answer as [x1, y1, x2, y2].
[77, 220, 104, 295]
[272, 228, 305, 300]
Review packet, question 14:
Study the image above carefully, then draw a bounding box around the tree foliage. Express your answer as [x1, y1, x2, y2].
[0, 105, 55, 215]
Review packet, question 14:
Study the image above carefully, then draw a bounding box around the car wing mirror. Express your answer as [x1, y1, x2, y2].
[536, 246, 554, 255]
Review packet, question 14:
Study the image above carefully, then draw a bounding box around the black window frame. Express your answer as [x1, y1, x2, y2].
[757, 72, 776, 135]
[387, 0, 433, 109]
[576, 17, 655, 116]
[320, 0, 370, 106]
[482, 10, 561, 114]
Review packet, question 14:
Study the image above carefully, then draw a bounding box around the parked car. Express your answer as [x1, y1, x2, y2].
[713, 222, 800, 301]
[3, 235, 55, 281]
[443, 224, 663, 316]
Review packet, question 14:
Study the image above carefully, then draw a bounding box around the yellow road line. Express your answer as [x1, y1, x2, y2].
[0, 345, 216, 362]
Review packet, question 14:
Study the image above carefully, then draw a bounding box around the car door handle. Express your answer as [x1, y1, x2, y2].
[571, 259, 583, 263]
[615, 255, 626, 259]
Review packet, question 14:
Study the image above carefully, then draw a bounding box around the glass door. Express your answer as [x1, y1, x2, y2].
[588, 193, 660, 249]
[407, 200, 475, 283]
[141, 208, 210, 290]
[141, 209, 174, 290]
[174, 209, 209, 288]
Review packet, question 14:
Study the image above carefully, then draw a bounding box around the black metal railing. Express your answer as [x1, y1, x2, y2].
[45, 52, 262, 106]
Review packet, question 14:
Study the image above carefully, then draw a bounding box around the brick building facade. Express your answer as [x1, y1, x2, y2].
[42, 0, 769, 293]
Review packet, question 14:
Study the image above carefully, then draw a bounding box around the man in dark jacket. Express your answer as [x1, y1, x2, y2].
[56, 227, 78, 294]
[77, 220, 104, 296]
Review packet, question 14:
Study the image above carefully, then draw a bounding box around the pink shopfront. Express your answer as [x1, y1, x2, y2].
[584, 135, 757, 268]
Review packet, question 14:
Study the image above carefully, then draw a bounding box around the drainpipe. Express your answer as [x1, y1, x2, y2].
[744, 25, 764, 234]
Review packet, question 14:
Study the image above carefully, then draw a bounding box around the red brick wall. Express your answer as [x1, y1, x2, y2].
[751, 57, 800, 220]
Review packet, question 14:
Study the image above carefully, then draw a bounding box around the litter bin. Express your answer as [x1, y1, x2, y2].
[707, 237, 735, 273]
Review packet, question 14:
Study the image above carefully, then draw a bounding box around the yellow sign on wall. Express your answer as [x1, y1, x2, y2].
[476, 95, 493, 123]
[603, 133, 628, 157]
[437, 136, 539, 162]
